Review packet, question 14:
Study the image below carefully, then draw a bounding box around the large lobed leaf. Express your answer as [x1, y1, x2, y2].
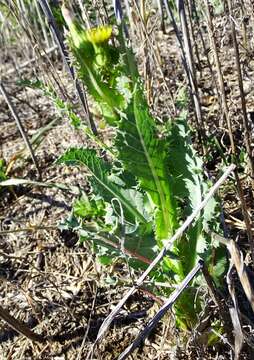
[57, 148, 147, 225]
[115, 87, 178, 245]
[166, 115, 219, 276]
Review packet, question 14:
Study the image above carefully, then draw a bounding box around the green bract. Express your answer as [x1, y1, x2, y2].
[59, 7, 227, 331]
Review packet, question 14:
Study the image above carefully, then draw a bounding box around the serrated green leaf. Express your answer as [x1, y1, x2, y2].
[166, 115, 219, 275]
[98, 255, 113, 265]
[115, 87, 178, 244]
[77, 220, 157, 269]
[57, 148, 147, 224]
[73, 193, 105, 219]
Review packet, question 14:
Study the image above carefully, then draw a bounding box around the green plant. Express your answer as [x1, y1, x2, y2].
[0, 159, 7, 182]
[0, 158, 9, 196]
[57, 7, 227, 330]
[210, 0, 225, 14]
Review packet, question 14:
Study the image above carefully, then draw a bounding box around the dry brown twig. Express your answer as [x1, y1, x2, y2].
[227, 262, 244, 360]
[131, 0, 175, 115]
[211, 232, 254, 314]
[163, 0, 206, 152]
[39, 0, 97, 135]
[0, 82, 41, 179]
[118, 261, 204, 360]
[186, 0, 202, 76]
[211, 231, 254, 359]
[227, 0, 254, 192]
[203, 0, 254, 265]
[201, 262, 233, 343]
[0, 304, 45, 344]
[177, 0, 206, 148]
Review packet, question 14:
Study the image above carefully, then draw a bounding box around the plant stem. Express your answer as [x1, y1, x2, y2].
[201, 262, 233, 344]
[177, 0, 206, 150]
[164, 0, 205, 152]
[227, 0, 254, 192]
[0, 304, 45, 343]
[211, 232, 254, 314]
[118, 261, 204, 360]
[38, 0, 97, 135]
[0, 82, 41, 179]
[204, 0, 254, 264]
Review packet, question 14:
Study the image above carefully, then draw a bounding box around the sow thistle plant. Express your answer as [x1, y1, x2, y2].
[58, 7, 227, 330]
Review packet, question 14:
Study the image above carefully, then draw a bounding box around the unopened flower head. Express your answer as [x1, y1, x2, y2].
[86, 26, 112, 44]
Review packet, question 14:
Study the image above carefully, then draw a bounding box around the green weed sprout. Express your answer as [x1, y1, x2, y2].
[0, 159, 7, 182]
[58, 7, 227, 331]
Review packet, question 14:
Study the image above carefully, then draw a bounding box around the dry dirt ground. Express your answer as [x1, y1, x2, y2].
[1, 6, 254, 360]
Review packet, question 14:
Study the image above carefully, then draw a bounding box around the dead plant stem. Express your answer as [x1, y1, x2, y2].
[211, 232, 254, 314]
[227, 0, 254, 192]
[177, 0, 206, 151]
[0, 304, 45, 343]
[191, 0, 220, 98]
[204, 0, 254, 264]
[186, 0, 202, 76]
[38, 0, 97, 135]
[0, 82, 41, 179]
[118, 261, 204, 360]
[201, 263, 233, 343]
